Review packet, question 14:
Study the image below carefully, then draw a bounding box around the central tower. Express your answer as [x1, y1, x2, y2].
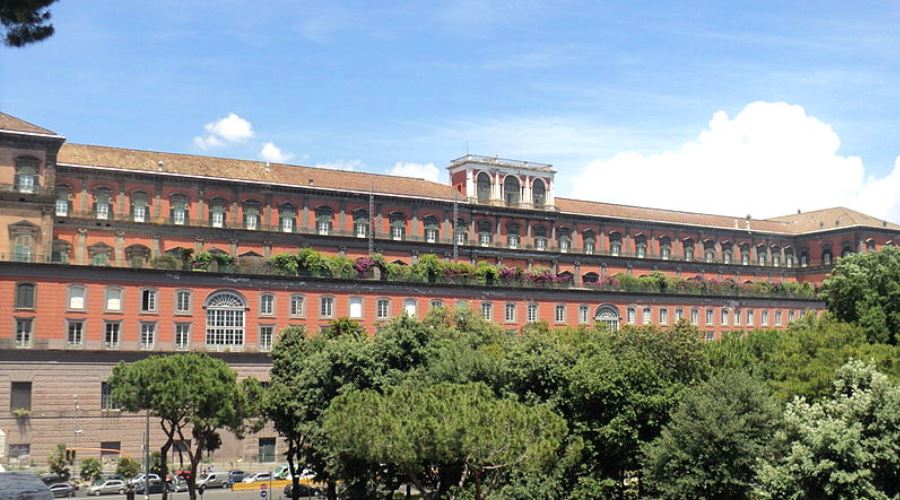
[447, 154, 556, 211]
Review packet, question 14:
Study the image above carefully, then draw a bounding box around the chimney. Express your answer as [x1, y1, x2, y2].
[835, 219, 840, 226]
[308, 178, 315, 186]
[264, 161, 270, 173]
[157, 160, 164, 172]
[745, 214, 751, 230]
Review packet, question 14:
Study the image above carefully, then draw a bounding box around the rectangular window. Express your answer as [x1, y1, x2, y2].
[376, 299, 390, 319]
[706, 308, 714, 325]
[281, 216, 293, 233]
[67, 320, 84, 347]
[555, 304, 566, 323]
[788, 309, 795, 322]
[761, 310, 769, 326]
[212, 209, 225, 228]
[320, 296, 334, 318]
[260, 294, 274, 315]
[659, 308, 668, 325]
[175, 323, 190, 351]
[527, 303, 538, 323]
[140, 322, 156, 350]
[691, 308, 699, 326]
[176, 291, 191, 314]
[349, 297, 363, 319]
[258, 438, 276, 463]
[56, 198, 69, 216]
[133, 204, 146, 223]
[10, 381, 32, 411]
[15, 284, 35, 309]
[481, 302, 492, 321]
[392, 225, 403, 241]
[505, 303, 516, 323]
[100, 441, 121, 462]
[140, 289, 157, 313]
[721, 309, 729, 326]
[734, 309, 741, 326]
[747, 309, 755, 327]
[259, 326, 274, 352]
[105, 288, 122, 311]
[100, 381, 118, 410]
[579, 305, 590, 324]
[173, 207, 186, 225]
[705, 331, 714, 342]
[69, 286, 85, 310]
[642, 307, 652, 325]
[404, 299, 417, 318]
[775, 310, 783, 326]
[627, 307, 636, 325]
[290, 295, 304, 317]
[9, 444, 30, 460]
[104, 322, 121, 348]
[318, 219, 330, 236]
[15, 318, 33, 347]
[675, 308, 684, 322]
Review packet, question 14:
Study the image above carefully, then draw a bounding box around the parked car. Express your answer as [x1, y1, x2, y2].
[283, 483, 323, 498]
[40, 473, 66, 485]
[135, 479, 167, 494]
[242, 472, 272, 483]
[129, 473, 161, 486]
[168, 478, 189, 492]
[228, 470, 246, 484]
[197, 471, 231, 491]
[48, 482, 77, 498]
[87, 479, 127, 496]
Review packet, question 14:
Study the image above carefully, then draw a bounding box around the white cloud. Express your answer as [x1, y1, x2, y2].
[388, 162, 441, 182]
[570, 101, 900, 223]
[315, 159, 364, 171]
[193, 113, 254, 149]
[258, 142, 294, 163]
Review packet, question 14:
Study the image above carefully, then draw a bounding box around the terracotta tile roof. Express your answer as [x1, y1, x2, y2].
[0, 112, 60, 137]
[57, 143, 458, 200]
[767, 207, 900, 233]
[556, 197, 794, 233]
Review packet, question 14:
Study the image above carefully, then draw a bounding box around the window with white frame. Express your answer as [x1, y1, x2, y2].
[404, 299, 417, 317]
[55, 188, 70, 216]
[747, 309, 754, 326]
[660, 239, 671, 260]
[355, 213, 368, 238]
[68, 285, 86, 310]
[15, 318, 33, 347]
[105, 287, 122, 311]
[67, 320, 84, 346]
[527, 303, 538, 323]
[635, 237, 647, 258]
[140, 289, 157, 313]
[424, 218, 439, 243]
[584, 238, 595, 255]
[478, 221, 492, 247]
[171, 195, 188, 225]
[555, 304, 566, 323]
[691, 308, 699, 325]
[259, 326, 274, 352]
[140, 322, 156, 350]
[642, 307, 651, 325]
[205, 291, 245, 347]
[559, 235, 571, 253]
[430, 299, 443, 310]
[721, 308, 729, 326]
[579, 305, 590, 324]
[176, 290, 191, 314]
[507, 230, 519, 249]
[595, 305, 620, 331]
[706, 308, 714, 325]
[320, 296, 334, 318]
[15, 157, 37, 193]
[659, 308, 668, 325]
[761, 310, 768, 326]
[675, 308, 684, 322]
[534, 227, 547, 251]
[94, 188, 112, 220]
[481, 302, 492, 320]
[131, 192, 148, 222]
[391, 216, 405, 241]
[260, 294, 274, 316]
[211, 203, 226, 228]
[775, 310, 783, 326]
[290, 295, 304, 317]
[377, 299, 390, 319]
[627, 307, 636, 324]
[349, 297, 363, 319]
[734, 309, 741, 326]
[505, 303, 516, 322]
[610, 236, 621, 256]
[175, 323, 190, 351]
[684, 241, 694, 261]
[705, 331, 714, 342]
[317, 209, 332, 235]
[788, 309, 796, 322]
[104, 321, 121, 349]
[244, 205, 260, 230]
[279, 206, 295, 233]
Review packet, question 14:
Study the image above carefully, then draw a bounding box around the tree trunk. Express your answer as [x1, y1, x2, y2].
[327, 480, 337, 500]
[286, 443, 300, 500]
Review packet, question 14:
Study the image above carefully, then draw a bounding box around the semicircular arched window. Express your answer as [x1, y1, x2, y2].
[205, 291, 246, 348]
[594, 305, 620, 331]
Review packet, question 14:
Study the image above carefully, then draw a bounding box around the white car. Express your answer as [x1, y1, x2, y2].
[242, 472, 272, 483]
[129, 474, 161, 485]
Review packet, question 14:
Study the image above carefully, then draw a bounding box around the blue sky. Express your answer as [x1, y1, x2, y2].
[3, 1, 899, 221]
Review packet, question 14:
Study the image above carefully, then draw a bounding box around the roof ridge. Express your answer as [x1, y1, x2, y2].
[555, 196, 788, 224]
[0, 111, 59, 136]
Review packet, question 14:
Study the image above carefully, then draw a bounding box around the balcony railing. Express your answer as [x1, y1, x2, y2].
[0, 183, 56, 196]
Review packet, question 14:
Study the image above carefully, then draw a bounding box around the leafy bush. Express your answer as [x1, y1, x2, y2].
[116, 456, 141, 479]
[80, 457, 103, 482]
[150, 255, 180, 270]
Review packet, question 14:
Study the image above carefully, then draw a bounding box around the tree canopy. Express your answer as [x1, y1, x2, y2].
[1, 0, 57, 47]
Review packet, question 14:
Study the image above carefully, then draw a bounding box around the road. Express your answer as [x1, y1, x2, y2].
[70, 488, 319, 500]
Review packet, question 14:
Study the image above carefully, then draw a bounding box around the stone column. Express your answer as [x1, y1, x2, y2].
[230, 238, 239, 258]
[263, 240, 272, 258]
[117, 180, 127, 218]
[150, 233, 161, 258]
[114, 230, 126, 263]
[574, 262, 583, 286]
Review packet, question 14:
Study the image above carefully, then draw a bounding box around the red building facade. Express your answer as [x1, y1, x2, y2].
[1, 112, 898, 466]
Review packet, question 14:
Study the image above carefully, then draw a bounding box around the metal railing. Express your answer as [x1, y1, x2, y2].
[0, 183, 56, 196]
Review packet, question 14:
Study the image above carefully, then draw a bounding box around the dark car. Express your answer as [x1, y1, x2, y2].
[135, 479, 166, 494]
[40, 474, 66, 485]
[48, 482, 77, 498]
[228, 470, 246, 484]
[283, 483, 323, 498]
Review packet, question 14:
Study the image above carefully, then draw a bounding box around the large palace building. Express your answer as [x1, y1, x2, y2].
[1, 112, 898, 467]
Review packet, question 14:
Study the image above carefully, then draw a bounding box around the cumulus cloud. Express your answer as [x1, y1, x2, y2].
[315, 159, 364, 171]
[258, 142, 293, 163]
[193, 113, 254, 149]
[388, 162, 442, 182]
[570, 101, 900, 223]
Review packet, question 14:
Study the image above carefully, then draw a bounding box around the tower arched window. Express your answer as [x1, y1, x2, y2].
[532, 178, 546, 207]
[503, 175, 521, 205]
[476, 172, 491, 203]
[205, 291, 246, 347]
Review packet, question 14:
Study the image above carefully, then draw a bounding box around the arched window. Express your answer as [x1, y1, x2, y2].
[704, 240, 716, 263]
[609, 232, 622, 256]
[722, 243, 733, 264]
[424, 216, 439, 243]
[51, 240, 71, 264]
[583, 231, 595, 255]
[757, 246, 767, 266]
[507, 223, 520, 249]
[635, 235, 647, 258]
[532, 178, 546, 207]
[125, 244, 150, 268]
[841, 244, 852, 258]
[683, 239, 694, 262]
[659, 237, 671, 260]
[771, 246, 781, 267]
[94, 187, 113, 220]
[390, 213, 406, 241]
[595, 305, 620, 331]
[316, 207, 333, 235]
[170, 194, 188, 225]
[455, 218, 467, 245]
[478, 220, 492, 247]
[205, 291, 246, 347]
[131, 191, 149, 223]
[243, 202, 261, 230]
[14, 157, 38, 193]
[89, 243, 112, 266]
[822, 247, 833, 266]
[784, 247, 795, 268]
[209, 198, 227, 228]
[583, 272, 599, 284]
[476, 172, 491, 202]
[354, 210, 369, 238]
[533, 226, 548, 251]
[740, 244, 750, 265]
[279, 203, 295, 233]
[503, 175, 520, 205]
[55, 186, 71, 217]
[559, 231, 572, 253]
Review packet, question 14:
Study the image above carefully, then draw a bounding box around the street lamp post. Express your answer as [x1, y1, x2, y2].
[144, 409, 150, 500]
[73, 395, 80, 480]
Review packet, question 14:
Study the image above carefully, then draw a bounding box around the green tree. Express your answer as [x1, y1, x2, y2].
[324, 382, 566, 500]
[756, 360, 900, 499]
[47, 443, 71, 480]
[116, 456, 141, 480]
[641, 371, 779, 499]
[820, 245, 900, 344]
[149, 451, 169, 478]
[80, 457, 102, 482]
[108, 353, 262, 500]
[0, 0, 57, 47]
